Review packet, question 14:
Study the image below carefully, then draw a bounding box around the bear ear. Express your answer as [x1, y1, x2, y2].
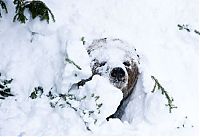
[123, 61, 131, 67]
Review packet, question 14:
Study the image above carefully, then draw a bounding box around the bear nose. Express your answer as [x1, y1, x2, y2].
[110, 67, 125, 79]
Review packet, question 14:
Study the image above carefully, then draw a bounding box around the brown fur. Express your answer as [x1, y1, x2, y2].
[122, 61, 139, 99]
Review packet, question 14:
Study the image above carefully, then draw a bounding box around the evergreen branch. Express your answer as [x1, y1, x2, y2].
[81, 36, 86, 45]
[0, 90, 14, 97]
[46, 89, 55, 100]
[25, 0, 55, 23]
[151, 76, 177, 113]
[13, 0, 27, 23]
[151, 80, 157, 93]
[194, 29, 200, 35]
[42, 85, 102, 131]
[178, 24, 200, 36]
[65, 58, 82, 70]
[13, 0, 55, 23]
[0, 96, 5, 99]
[29, 86, 44, 99]
[0, 0, 8, 18]
[3, 78, 13, 85]
[0, 74, 14, 99]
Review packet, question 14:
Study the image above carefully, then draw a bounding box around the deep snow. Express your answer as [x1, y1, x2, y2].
[0, 0, 199, 135]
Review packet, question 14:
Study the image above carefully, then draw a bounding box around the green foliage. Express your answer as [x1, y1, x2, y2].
[65, 57, 82, 70]
[25, 0, 55, 23]
[13, 0, 27, 23]
[45, 86, 102, 130]
[0, 0, 8, 18]
[178, 24, 190, 32]
[194, 29, 200, 35]
[178, 24, 200, 36]
[48, 92, 87, 108]
[46, 88, 55, 100]
[81, 36, 86, 45]
[13, 0, 55, 23]
[0, 73, 14, 99]
[151, 75, 177, 113]
[29, 86, 44, 99]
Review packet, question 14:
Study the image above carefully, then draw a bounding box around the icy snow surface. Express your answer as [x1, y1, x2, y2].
[0, 0, 199, 135]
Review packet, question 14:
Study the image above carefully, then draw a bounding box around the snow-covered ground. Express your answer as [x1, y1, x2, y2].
[0, 0, 199, 135]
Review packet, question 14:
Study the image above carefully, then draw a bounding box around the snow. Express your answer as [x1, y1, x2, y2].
[0, 0, 199, 135]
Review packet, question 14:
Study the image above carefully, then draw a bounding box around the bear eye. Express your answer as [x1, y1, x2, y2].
[123, 61, 130, 67]
[92, 59, 106, 67]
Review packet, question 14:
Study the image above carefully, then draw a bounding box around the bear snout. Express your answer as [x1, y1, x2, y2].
[110, 67, 126, 80]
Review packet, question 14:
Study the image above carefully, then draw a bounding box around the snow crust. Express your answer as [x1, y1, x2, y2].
[0, 0, 199, 135]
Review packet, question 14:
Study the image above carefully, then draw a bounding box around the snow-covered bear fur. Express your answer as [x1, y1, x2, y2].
[87, 38, 140, 119]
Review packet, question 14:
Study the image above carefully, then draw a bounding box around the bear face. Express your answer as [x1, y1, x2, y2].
[87, 38, 140, 101]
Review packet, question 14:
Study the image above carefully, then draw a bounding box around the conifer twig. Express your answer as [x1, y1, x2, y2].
[0, 75, 14, 99]
[81, 36, 86, 45]
[65, 58, 82, 70]
[178, 24, 200, 36]
[0, 0, 8, 18]
[151, 76, 177, 113]
[13, 0, 55, 23]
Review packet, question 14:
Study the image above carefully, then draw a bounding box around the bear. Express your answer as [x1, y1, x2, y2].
[86, 38, 140, 119]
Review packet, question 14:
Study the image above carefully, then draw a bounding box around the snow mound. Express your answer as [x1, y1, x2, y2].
[0, 97, 87, 135]
[76, 75, 123, 130]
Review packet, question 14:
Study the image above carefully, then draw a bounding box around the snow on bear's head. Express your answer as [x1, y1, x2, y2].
[87, 38, 140, 99]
